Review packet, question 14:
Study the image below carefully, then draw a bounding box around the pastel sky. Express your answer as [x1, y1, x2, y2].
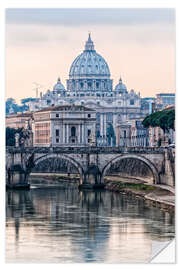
[6, 8, 175, 103]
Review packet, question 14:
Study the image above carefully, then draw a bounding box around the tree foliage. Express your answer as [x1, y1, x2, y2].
[6, 127, 29, 146]
[21, 97, 36, 104]
[6, 98, 29, 115]
[142, 110, 175, 132]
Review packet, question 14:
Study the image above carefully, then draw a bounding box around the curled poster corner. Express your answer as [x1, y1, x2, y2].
[150, 239, 175, 263]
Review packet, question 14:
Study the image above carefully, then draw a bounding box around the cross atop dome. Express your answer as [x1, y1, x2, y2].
[84, 33, 95, 51]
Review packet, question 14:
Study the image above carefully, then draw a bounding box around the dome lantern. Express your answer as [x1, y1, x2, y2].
[84, 33, 95, 51]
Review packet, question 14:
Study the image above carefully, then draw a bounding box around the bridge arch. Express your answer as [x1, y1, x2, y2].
[101, 154, 159, 184]
[30, 153, 84, 183]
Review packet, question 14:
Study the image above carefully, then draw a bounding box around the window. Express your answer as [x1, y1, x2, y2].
[71, 126, 76, 137]
[107, 112, 113, 122]
[88, 114, 91, 118]
[56, 129, 59, 136]
[56, 138, 59, 143]
[130, 99, 134, 105]
[88, 82, 92, 88]
[88, 129, 91, 136]
[56, 114, 59, 118]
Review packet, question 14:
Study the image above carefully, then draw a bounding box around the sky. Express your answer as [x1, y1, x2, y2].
[6, 8, 175, 103]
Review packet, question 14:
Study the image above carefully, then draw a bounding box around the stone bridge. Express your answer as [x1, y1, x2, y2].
[6, 146, 175, 187]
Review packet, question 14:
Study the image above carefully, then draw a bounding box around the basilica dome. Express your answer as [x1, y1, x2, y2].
[69, 34, 111, 79]
[114, 77, 127, 93]
[53, 77, 65, 92]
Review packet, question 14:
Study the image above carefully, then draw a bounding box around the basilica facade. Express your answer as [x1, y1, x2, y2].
[28, 34, 148, 146]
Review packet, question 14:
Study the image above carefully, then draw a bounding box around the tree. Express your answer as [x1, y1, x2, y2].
[142, 110, 175, 132]
[6, 98, 30, 115]
[6, 127, 18, 146]
[21, 97, 36, 104]
[6, 127, 29, 146]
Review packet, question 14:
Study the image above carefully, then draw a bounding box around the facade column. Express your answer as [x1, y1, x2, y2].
[66, 124, 69, 143]
[103, 113, 105, 138]
[78, 124, 81, 144]
[93, 80, 96, 91]
[100, 114, 103, 137]
[76, 80, 79, 90]
[82, 124, 85, 144]
[104, 113, 107, 137]
[64, 124, 67, 143]
[80, 124, 82, 143]
[62, 123, 65, 143]
[50, 122, 53, 146]
[84, 124, 86, 144]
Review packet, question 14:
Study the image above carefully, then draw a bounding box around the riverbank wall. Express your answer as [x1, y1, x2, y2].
[104, 180, 175, 212]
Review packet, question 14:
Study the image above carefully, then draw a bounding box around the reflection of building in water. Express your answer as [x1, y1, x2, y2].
[6, 188, 175, 263]
[106, 221, 152, 263]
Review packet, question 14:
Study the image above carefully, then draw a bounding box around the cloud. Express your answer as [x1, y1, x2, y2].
[6, 23, 175, 49]
[6, 8, 175, 26]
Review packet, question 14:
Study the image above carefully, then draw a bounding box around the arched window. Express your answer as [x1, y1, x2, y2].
[88, 82, 92, 88]
[71, 127, 76, 137]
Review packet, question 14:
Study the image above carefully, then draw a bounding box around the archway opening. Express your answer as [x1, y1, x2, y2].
[103, 157, 156, 184]
[29, 156, 82, 186]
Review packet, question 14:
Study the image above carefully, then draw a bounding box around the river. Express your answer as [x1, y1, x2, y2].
[6, 181, 175, 263]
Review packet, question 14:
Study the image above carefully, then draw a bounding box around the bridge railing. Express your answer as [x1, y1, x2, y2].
[6, 146, 165, 154]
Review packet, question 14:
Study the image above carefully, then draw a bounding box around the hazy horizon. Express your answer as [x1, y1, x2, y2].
[6, 8, 175, 104]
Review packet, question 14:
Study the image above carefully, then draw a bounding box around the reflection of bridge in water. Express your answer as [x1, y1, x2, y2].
[6, 187, 175, 263]
[6, 146, 175, 187]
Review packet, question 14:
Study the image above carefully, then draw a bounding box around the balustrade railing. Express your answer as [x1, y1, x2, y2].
[6, 145, 164, 153]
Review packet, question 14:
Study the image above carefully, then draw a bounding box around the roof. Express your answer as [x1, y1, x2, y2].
[156, 93, 175, 97]
[6, 112, 33, 118]
[163, 105, 175, 111]
[34, 105, 96, 113]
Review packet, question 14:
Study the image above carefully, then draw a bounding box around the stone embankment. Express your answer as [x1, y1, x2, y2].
[104, 179, 175, 212]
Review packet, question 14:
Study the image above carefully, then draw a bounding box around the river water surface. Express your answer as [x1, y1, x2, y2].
[6, 182, 175, 263]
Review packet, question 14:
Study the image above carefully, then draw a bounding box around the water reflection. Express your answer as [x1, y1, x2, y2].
[6, 184, 175, 263]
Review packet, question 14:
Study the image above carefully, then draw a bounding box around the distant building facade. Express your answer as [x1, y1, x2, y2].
[141, 97, 156, 114]
[7, 35, 175, 148]
[28, 34, 148, 146]
[116, 119, 149, 147]
[6, 112, 33, 129]
[32, 105, 96, 147]
[155, 93, 175, 111]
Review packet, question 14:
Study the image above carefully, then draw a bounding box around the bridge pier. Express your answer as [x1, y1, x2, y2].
[79, 164, 105, 189]
[6, 164, 30, 190]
